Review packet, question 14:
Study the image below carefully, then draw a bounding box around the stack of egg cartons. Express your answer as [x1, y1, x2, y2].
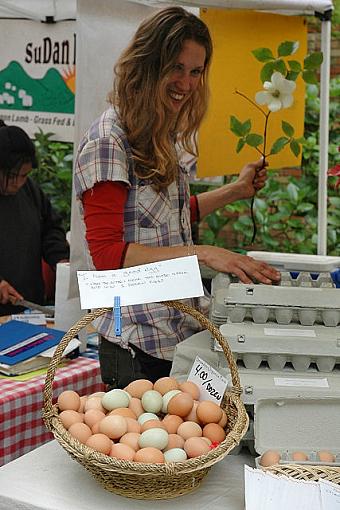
[210, 253, 340, 465]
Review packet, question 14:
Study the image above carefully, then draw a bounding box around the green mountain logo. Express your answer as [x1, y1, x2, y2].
[0, 61, 74, 113]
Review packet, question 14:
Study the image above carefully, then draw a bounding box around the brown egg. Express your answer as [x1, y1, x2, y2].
[141, 419, 167, 432]
[201, 437, 212, 446]
[88, 391, 106, 398]
[292, 451, 309, 462]
[134, 447, 164, 463]
[59, 410, 83, 429]
[153, 377, 179, 395]
[218, 410, 228, 428]
[125, 379, 153, 399]
[110, 443, 135, 461]
[98, 415, 127, 440]
[179, 381, 200, 400]
[184, 437, 211, 458]
[177, 421, 203, 440]
[128, 397, 144, 418]
[196, 401, 223, 424]
[202, 423, 226, 443]
[260, 450, 281, 467]
[318, 450, 336, 463]
[57, 390, 81, 412]
[78, 395, 88, 413]
[84, 396, 106, 414]
[86, 433, 112, 455]
[68, 422, 92, 444]
[184, 401, 199, 423]
[120, 432, 141, 451]
[164, 434, 185, 451]
[162, 415, 183, 434]
[125, 417, 141, 433]
[168, 393, 194, 417]
[91, 422, 101, 434]
[109, 408, 137, 419]
[84, 409, 106, 428]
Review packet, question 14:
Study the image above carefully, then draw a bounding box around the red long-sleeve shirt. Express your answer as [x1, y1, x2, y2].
[82, 181, 199, 270]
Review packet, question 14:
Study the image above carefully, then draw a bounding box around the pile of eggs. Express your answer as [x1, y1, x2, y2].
[260, 449, 337, 467]
[56, 376, 228, 464]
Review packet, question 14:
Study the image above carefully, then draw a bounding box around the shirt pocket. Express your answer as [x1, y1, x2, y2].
[137, 184, 172, 245]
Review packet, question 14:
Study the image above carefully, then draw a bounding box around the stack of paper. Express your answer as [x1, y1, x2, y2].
[0, 320, 80, 376]
[245, 465, 340, 509]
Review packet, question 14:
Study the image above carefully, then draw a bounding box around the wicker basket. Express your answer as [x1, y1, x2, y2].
[43, 300, 249, 499]
[264, 463, 340, 484]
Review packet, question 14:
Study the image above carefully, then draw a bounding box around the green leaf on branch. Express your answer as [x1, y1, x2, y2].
[288, 60, 302, 72]
[246, 133, 263, 147]
[304, 52, 323, 70]
[260, 62, 275, 82]
[236, 138, 246, 153]
[230, 116, 245, 136]
[230, 116, 252, 137]
[282, 121, 294, 137]
[252, 47, 275, 62]
[302, 70, 318, 84]
[273, 59, 287, 76]
[290, 139, 301, 157]
[286, 71, 300, 81]
[278, 41, 299, 57]
[270, 137, 289, 154]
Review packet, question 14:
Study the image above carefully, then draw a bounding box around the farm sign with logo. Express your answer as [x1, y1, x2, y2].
[0, 20, 75, 141]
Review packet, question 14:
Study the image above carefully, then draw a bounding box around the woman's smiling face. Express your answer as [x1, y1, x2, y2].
[165, 39, 206, 113]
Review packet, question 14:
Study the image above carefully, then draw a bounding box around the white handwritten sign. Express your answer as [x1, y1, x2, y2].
[187, 356, 228, 405]
[77, 256, 204, 309]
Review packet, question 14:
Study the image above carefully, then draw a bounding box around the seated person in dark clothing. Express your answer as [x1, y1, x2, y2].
[0, 120, 70, 316]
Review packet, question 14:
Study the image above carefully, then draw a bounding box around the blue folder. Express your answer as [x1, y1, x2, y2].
[0, 320, 65, 365]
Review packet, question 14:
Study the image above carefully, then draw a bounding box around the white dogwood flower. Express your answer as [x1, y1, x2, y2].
[255, 72, 296, 112]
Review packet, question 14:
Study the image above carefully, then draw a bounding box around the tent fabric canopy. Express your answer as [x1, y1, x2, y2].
[0, 0, 333, 19]
[129, 0, 333, 15]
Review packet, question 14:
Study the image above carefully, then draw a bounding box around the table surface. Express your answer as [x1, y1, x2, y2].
[0, 440, 254, 510]
[0, 356, 105, 466]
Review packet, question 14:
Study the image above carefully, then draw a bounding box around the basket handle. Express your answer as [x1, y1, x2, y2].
[43, 301, 241, 415]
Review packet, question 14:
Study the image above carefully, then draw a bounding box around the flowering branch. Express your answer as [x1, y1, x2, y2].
[229, 40, 323, 243]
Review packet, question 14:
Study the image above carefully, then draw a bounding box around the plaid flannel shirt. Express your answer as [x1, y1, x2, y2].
[74, 107, 209, 360]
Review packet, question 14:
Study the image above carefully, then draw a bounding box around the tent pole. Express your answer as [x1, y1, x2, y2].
[317, 15, 331, 255]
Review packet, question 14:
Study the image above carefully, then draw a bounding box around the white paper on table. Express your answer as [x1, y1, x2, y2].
[244, 466, 322, 510]
[320, 479, 340, 509]
[77, 256, 204, 309]
[40, 338, 81, 358]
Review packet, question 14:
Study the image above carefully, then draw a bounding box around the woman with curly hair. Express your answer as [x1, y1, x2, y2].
[74, 7, 280, 388]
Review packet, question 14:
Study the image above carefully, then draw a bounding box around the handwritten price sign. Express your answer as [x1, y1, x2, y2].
[187, 356, 228, 406]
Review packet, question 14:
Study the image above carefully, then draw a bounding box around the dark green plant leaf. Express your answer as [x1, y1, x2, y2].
[230, 115, 246, 136]
[252, 47, 275, 62]
[273, 59, 287, 75]
[302, 70, 319, 84]
[236, 138, 246, 153]
[286, 71, 300, 82]
[270, 137, 289, 154]
[288, 60, 302, 72]
[278, 41, 299, 57]
[260, 62, 275, 83]
[304, 52, 323, 70]
[290, 139, 301, 157]
[282, 121, 295, 137]
[246, 133, 263, 147]
[242, 119, 252, 135]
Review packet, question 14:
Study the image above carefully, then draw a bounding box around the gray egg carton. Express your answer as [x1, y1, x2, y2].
[210, 271, 340, 327]
[253, 397, 340, 468]
[215, 321, 340, 372]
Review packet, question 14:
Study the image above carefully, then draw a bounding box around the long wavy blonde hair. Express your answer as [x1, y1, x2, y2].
[108, 7, 213, 189]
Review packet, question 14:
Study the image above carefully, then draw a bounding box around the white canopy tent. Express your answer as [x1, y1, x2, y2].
[0, 0, 334, 262]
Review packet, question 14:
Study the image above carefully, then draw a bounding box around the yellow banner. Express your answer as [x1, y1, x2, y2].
[197, 10, 307, 177]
